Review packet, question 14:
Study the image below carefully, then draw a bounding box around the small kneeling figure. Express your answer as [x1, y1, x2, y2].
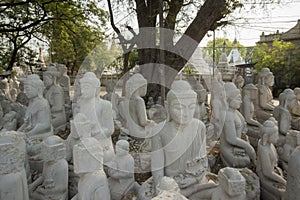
[108, 140, 140, 199]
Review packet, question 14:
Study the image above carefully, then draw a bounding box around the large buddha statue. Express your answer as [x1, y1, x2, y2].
[43, 66, 66, 134]
[18, 74, 53, 140]
[257, 119, 286, 200]
[241, 83, 261, 147]
[273, 89, 293, 146]
[220, 82, 256, 168]
[255, 68, 275, 123]
[151, 80, 217, 199]
[119, 73, 153, 139]
[78, 72, 115, 164]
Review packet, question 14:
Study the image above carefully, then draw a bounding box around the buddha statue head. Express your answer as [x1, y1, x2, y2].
[125, 73, 147, 98]
[257, 68, 274, 87]
[79, 72, 100, 99]
[24, 74, 45, 99]
[286, 130, 300, 147]
[116, 139, 130, 157]
[224, 82, 242, 109]
[43, 65, 60, 88]
[166, 80, 196, 125]
[242, 83, 258, 101]
[192, 83, 207, 104]
[294, 87, 300, 100]
[42, 135, 66, 162]
[234, 75, 245, 89]
[260, 119, 279, 145]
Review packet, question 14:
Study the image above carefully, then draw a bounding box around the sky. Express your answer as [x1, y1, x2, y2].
[199, 0, 300, 47]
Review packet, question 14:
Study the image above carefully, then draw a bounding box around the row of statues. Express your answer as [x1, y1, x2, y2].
[1, 66, 300, 200]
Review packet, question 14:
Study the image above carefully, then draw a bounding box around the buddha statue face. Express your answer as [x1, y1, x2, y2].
[265, 73, 274, 87]
[115, 140, 129, 157]
[167, 80, 196, 125]
[225, 82, 242, 110]
[43, 74, 53, 88]
[24, 83, 38, 99]
[268, 127, 279, 144]
[80, 72, 100, 99]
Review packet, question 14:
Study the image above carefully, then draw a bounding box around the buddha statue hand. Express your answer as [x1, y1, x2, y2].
[43, 179, 55, 189]
[174, 174, 197, 189]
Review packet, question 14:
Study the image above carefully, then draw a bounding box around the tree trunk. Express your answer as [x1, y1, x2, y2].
[134, 0, 226, 99]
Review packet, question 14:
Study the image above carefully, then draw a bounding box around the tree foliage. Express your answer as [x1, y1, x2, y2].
[252, 39, 300, 88]
[0, 0, 108, 73]
[204, 37, 246, 63]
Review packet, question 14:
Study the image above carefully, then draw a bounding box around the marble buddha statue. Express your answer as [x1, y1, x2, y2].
[220, 82, 256, 168]
[257, 119, 286, 200]
[240, 83, 261, 147]
[286, 146, 300, 200]
[119, 73, 153, 139]
[18, 74, 53, 140]
[78, 72, 115, 164]
[43, 65, 66, 134]
[255, 68, 275, 123]
[72, 136, 110, 200]
[29, 135, 68, 200]
[108, 140, 140, 199]
[192, 82, 208, 124]
[287, 87, 300, 130]
[151, 80, 217, 199]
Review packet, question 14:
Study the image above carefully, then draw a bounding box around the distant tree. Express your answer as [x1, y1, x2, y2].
[252, 39, 300, 89]
[204, 38, 246, 64]
[0, 0, 108, 73]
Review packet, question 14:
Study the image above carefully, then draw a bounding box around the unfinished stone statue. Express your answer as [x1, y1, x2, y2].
[287, 87, 300, 130]
[279, 130, 300, 171]
[273, 89, 293, 145]
[255, 68, 275, 123]
[257, 119, 286, 200]
[78, 72, 115, 164]
[192, 82, 208, 124]
[211, 167, 246, 200]
[0, 131, 29, 200]
[43, 66, 66, 134]
[152, 177, 188, 200]
[119, 73, 153, 139]
[108, 140, 140, 199]
[151, 80, 217, 200]
[57, 64, 72, 123]
[241, 84, 261, 147]
[220, 82, 256, 168]
[286, 146, 300, 200]
[72, 137, 110, 200]
[29, 135, 68, 200]
[18, 74, 53, 140]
